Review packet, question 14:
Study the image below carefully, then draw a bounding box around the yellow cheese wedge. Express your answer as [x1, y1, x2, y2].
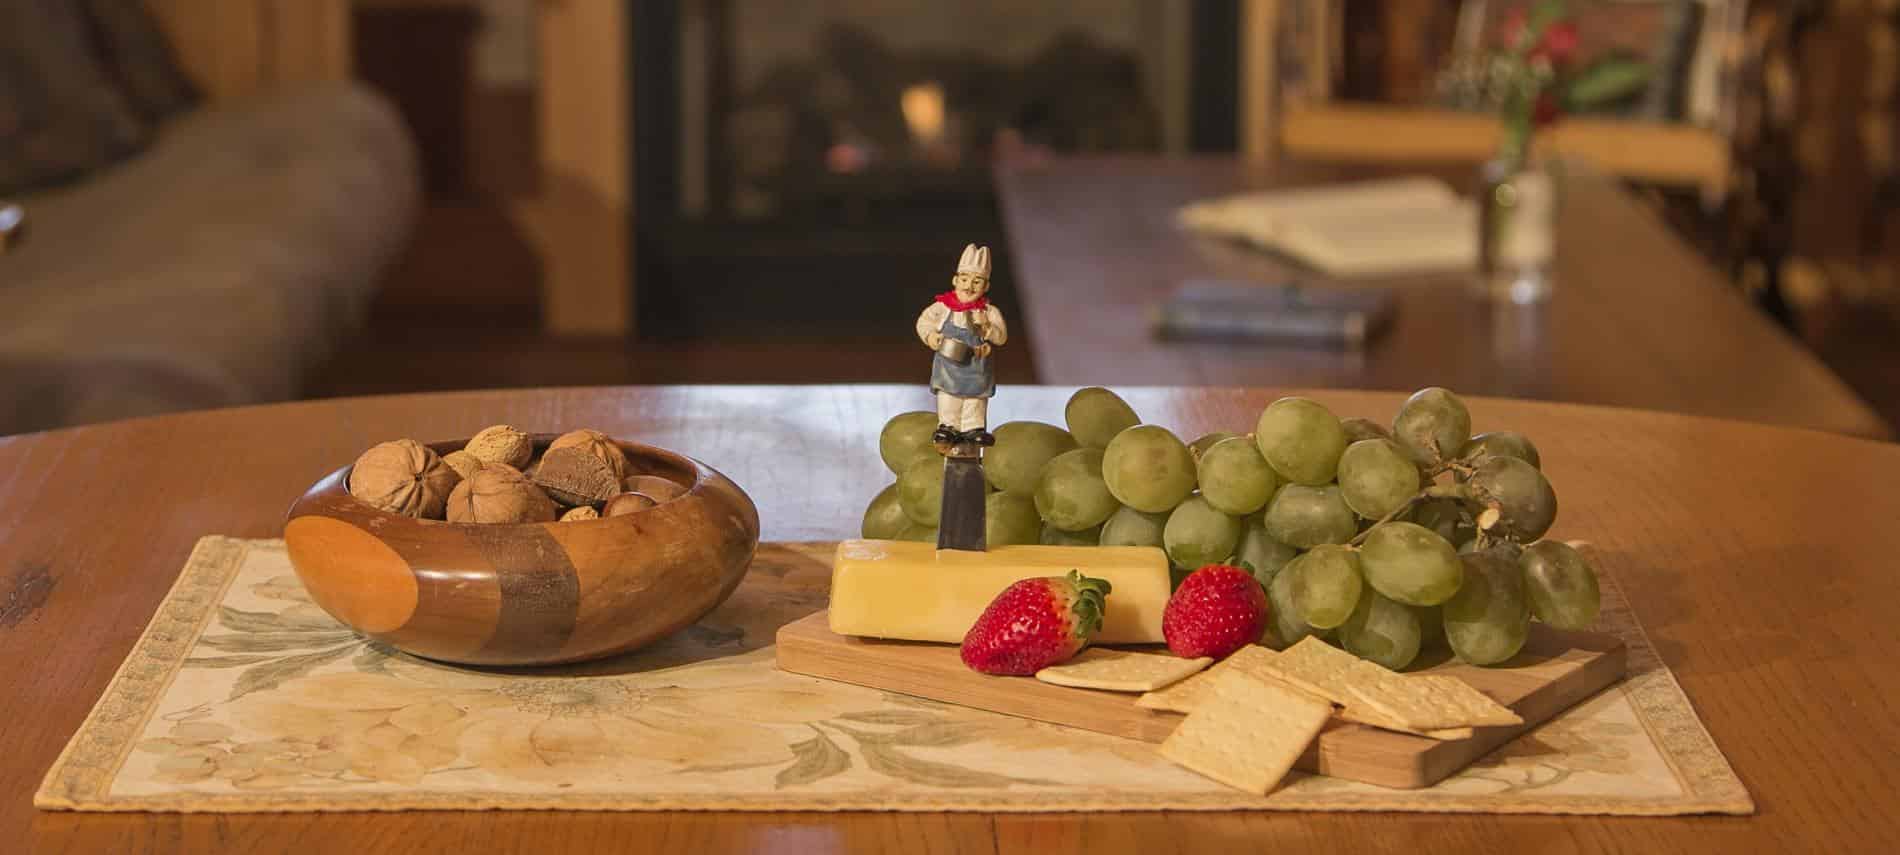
[827, 539, 1171, 644]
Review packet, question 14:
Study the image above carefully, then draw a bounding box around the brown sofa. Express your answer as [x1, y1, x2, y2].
[0, 82, 417, 435]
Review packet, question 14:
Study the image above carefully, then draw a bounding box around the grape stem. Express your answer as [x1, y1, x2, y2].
[1347, 483, 1497, 547]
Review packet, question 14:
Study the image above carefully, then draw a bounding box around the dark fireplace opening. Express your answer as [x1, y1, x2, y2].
[632, 0, 1239, 342]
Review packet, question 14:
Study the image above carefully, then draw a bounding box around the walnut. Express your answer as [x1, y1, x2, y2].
[560, 505, 601, 522]
[532, 446, 622, 506]
[349, 439, 460, 518]
[465, 424, 533, 470]
[623, 474, 688, 503]
[548, 428, 630, 480]
[604, 492, 657, 517]
[445, 464, 557, 524]
[441, 450, 485, 481]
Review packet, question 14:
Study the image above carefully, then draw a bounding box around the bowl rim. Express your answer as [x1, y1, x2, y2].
[288, 434, 726, 531]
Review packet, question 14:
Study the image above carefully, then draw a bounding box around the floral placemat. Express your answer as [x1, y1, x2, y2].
[36, 538, 1751, 814]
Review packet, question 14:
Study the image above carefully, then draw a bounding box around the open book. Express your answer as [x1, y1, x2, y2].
[1176, 177, 1477, 277]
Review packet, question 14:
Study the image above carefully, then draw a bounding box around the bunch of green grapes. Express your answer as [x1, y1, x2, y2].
[861, 385, 1600, 670]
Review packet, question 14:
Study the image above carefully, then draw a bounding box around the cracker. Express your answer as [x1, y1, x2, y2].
[1342, 674, 1522, 730]
[1036, 649, 1212, 692]
[1135, 645, 1278, 712]
[1157, 669, 1331, 794]
[1255, 636, 1382, 705]
[1335, 705, 1475, 740]
[1263, 637, 1519, 730]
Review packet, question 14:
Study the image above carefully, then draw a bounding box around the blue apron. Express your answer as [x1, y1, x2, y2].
[931, 311, 995, 399]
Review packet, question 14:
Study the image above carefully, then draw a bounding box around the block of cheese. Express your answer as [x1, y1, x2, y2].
[827, 539, 1171, 644]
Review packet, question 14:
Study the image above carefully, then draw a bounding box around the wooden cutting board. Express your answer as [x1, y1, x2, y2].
[776, 611, 1626, 790]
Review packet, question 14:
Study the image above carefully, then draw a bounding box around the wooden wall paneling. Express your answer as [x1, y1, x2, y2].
[142, 0, 351, 101]
[1240, 0, 1280, 161]
[145, 0, 266, 101]
[264, 0, 353, 84]
[521, 0, 634, 337]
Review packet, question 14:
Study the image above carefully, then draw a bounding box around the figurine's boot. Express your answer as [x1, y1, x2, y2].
[934, 393, 965, 449]
[955, 397, 993, 446]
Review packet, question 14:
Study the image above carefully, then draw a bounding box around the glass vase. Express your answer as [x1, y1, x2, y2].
[1475, 157, 1558, 304]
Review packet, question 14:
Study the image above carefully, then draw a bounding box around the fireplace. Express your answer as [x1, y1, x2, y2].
[631, 0, 1241, 339]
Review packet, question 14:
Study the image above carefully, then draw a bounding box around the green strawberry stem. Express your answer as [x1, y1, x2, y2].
[1064, 570, 1112, 639]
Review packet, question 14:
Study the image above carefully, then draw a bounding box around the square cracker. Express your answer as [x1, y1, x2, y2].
[1341, 674, 1522, 730]
[1136, 645, 1278, 712]
[1158, 669, 1332, 794]
[1036, 648, 1213, 692]
[1255, 637, 1386, 704]
[1335, 706, 1475, 741]
[1264, 637, 1520, 730]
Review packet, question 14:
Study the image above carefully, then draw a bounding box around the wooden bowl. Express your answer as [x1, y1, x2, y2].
[283, 436, 760, 666]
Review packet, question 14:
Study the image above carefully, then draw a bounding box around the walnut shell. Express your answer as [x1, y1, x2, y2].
[623, 474, 688, 502]
[559, 505, 601, 522]
[465, 424, 533, 470]
[349, 439, 461, 519]
[548, 428, 630, 480]
[445, 463, 557, 524]
[532, 446, 622, 506]
[603, 492, 658, 517]
[441, 450, 485, 481]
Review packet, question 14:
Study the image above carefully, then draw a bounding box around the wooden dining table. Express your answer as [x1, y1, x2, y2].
[994, 157, 1892, 441]
[3, 384, 1897, 852]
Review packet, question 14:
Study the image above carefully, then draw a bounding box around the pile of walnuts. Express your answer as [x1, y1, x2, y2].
[346, 426, 686, 523]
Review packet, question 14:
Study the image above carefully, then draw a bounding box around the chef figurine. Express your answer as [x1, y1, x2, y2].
[918, 243, 1008, 450]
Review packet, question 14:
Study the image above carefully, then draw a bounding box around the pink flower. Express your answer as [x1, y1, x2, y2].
[1535, 21, 1580, 67]
[1498, 6, 1580, 67]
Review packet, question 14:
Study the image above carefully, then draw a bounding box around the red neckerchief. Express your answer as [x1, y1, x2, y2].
[936, 291, 989, 312]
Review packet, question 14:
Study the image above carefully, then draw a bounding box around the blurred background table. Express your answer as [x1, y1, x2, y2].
[4, 385, 1898, 853]
[996, 157, 1890, 440]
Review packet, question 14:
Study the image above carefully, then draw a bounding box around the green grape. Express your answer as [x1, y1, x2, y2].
[1040, 522, 1102, 546]
[1520, 540, 1601, 629]
[879, 411, 941, 474]
[1340, 589, 1422, 670]
[1466, 455, 1557, 542]
[984, 421, 1078, 495]
[1253, 397, 1348, 486]
[1099, 505, 1168, 548]
[1065, 386, 1140, 449]
[1340, 417, 1393, 445]
[861, 483, 909, 539]
[1264, 558, 1320, 649]
[1233, 516, 1299, 585]
[1033, 448, 1119, 531]
[1462, 431, 1541, 469]
[1443, 547, 1530, 665]
[1358, 521, 1464, 606]
[1336, 438, 1421, 520]
[1290, 543, 1363, 629]
[1407, 497, 1475, 547]
[895, 523, 938, 543]
[985, 492, 1042, 547]
[1412, 603, 1445, 647]
[1197, 436, 1280, 516]
[1393, 387, 1472, 466]
[896, 455, 945, 527]
[1262, 484, 1357, 548]
[1188, 431, 1239, 459]
[1163, 496, 1243, 569]
[1103, 425, 1198, 512]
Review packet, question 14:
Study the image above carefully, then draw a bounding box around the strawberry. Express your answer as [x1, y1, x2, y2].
[1163, 565, 1269, 659]
[960, 570, 1112, 675]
